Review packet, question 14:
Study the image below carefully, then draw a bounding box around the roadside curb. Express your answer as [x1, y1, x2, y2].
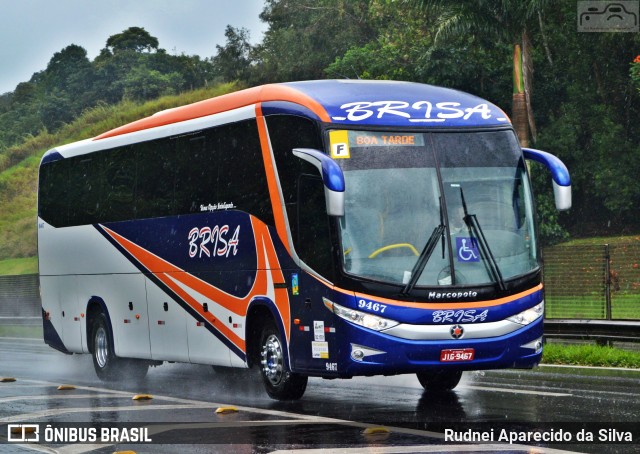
[539, 363, 640, 372]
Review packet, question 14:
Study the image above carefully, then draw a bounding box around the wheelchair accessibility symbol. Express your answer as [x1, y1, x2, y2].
[456, 237, 480, 262]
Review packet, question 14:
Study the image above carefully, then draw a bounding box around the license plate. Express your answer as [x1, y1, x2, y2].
[440, 348, 475, 362]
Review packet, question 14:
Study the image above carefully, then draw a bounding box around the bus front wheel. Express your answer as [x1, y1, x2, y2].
[416, 370, 462, 392]
[259, 322, 307, 400]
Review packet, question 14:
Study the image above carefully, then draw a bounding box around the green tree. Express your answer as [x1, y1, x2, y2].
[530, 2, 640, 234]
[105, 26, 159, 54]
[251, 0, 375, 83]
[118, 67, 185, 100]
[41, 45, 95, 129]
[212, 26, 253, 82]
[419, 0, 548, 147]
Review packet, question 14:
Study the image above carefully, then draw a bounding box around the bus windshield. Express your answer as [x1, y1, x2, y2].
[334, 129, 537, 288]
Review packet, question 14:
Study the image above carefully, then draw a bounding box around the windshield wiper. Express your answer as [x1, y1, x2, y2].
[401, 223, 445, 296]
[459, 187, 506, 291]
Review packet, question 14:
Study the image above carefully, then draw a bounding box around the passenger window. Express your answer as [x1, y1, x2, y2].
[136, 140, 175, 219]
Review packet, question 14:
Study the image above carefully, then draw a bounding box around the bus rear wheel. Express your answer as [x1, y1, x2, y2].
[259, 322, 307, 400]
[91, 313, 148, 381]
[416, 370, 462, 392]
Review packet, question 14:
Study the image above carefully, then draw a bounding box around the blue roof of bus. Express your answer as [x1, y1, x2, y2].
[93, 80, 511, 141]
[280, 80, 510, 128]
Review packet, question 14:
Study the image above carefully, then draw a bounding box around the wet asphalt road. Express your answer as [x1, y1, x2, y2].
[0, 337, 639, 453]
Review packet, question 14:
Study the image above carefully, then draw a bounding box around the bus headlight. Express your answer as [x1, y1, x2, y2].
[507, 302, 544, 325]
[323, 298, 399, 331]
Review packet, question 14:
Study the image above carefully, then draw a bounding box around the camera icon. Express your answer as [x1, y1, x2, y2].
[578, 1, 639, 32]
[7, 424, 40, 442]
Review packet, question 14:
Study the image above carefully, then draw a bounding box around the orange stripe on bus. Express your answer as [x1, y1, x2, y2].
[255, 105, 290, 255]
[94, 84, 331, 141]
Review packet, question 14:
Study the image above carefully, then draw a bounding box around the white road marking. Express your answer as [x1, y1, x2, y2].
[462, 385, 572, 397]
[0, 394, 128, 404]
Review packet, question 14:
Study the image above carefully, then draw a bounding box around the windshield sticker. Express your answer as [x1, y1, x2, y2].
[330, 130, 350, 159]
[348, 131, 425, 148]
[312, 341, 329, 359]
[314, 321, 325, 342]
[456, 237, 480, 262]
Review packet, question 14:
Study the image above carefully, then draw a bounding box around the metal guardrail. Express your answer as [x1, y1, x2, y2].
[544, 319, 640, 344]
[0, 274, 40, 318]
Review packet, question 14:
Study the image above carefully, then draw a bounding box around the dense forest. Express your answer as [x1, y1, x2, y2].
[0, 0, 639, 263]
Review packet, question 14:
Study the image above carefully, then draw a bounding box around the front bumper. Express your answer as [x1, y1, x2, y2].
[334, 316, 543, 377]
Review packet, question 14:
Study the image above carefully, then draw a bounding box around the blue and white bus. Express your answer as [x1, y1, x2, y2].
[38, 80, 571, 400]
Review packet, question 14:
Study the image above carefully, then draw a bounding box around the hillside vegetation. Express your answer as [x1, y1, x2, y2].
[0, 82, 240, 268]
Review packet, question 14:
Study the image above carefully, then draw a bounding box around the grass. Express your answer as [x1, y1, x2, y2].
[0, 325, 42, 339]
[545, 294, 639, 320]
[0, 257, 37, 275]
[542, 343, 640, 368]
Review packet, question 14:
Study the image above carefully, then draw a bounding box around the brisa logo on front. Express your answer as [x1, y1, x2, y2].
[331, 100, 508, 123]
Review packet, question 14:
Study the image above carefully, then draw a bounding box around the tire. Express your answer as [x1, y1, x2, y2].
[91, 312, 148, 382]
[259, 322, 307, 400]
[416, 370, 462, 392]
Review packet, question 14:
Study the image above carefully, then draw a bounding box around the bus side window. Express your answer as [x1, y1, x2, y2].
[68, 155, 103, 226]
[103, 146, 136, 222]
[39, 160, 69, 227]
[137, 140, 175, 219]
[175, 133, 215, 215]
[218, 121, 274, 225]
[297, 174, 334, 281]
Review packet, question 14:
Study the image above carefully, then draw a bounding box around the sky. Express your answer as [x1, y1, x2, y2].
[0, 0, 268, 94]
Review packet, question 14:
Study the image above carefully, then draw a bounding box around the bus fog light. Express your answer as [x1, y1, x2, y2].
[522, 337, 543, 353]
[350, 343, 386, 362]
[507, 302, 544, 326]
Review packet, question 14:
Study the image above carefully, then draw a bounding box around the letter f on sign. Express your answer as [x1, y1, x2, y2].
[332, 143, 349, 158]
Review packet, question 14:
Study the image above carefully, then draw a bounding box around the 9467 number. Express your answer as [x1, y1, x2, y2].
[358, 299, 387, 313]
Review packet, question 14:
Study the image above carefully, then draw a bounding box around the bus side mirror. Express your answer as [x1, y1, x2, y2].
[292, 148, 345, 216]
[522, 148, 572, 211]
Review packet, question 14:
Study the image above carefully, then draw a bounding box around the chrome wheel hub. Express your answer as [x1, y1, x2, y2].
[260, 334, 284, 386]
[95, 327, 108, 368]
